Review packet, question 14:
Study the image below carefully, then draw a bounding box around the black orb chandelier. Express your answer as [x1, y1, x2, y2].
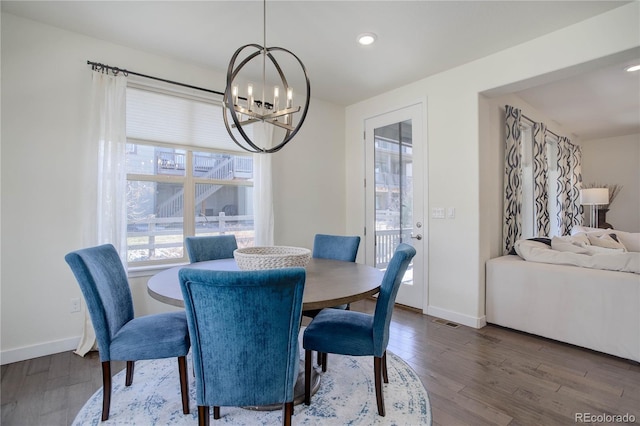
[222, 0, 311, 154]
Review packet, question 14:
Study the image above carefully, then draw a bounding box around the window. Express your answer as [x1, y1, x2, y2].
[519, 123, 560, 239]
[125, 86, 254, 266]
[546, 137, 560, 237]
[520, 122, 534, 239]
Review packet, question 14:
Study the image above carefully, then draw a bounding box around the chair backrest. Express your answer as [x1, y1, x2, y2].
[372, 243, 416, 356]
[64, 244, 134, 361]
[184, 235, 238, 263]
[312, 234, 361, 262]
[179, 267, 305, 407]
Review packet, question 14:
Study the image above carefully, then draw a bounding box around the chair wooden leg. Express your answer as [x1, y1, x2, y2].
[125, 360, 135, 386]
[374, 356, 385, 416]
[382, 351, 389, 383]
[178, 356, 189, 414]
[316, 351, 328, 369]
[101, 361, 112, 421]
[304, 349, 312, 405]
[213, 406, 220, 419]
[198, 406, 209, 426]
[282, 401, 293, 426]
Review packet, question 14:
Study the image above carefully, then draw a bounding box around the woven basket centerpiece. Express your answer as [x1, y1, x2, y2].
[234, 246, 311, 270]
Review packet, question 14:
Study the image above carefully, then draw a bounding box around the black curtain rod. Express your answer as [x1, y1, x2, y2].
[87, 60, 225, 97]
[521, 113, 562, 141]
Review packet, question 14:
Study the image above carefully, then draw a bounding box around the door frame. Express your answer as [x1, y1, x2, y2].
[363, 101, 427, 311]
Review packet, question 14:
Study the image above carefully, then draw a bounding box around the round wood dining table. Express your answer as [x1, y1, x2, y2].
[147, 257, 384, 311]
[147, 256, 384, 410]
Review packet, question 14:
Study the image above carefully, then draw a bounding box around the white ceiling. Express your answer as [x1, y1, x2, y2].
[513, 55, 640, 141]
[3, 0, 639, 140]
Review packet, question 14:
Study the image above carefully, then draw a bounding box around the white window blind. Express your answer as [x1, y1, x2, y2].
[126, 86, 250, 152]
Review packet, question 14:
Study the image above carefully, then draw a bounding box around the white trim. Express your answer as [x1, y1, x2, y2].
[364, 101, 426, 310]
[427, 305, 487, 329]
[1, 336, 81, 365]
[127, 262, 188, 278]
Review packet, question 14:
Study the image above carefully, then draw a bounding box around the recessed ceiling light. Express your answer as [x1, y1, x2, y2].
[357, 33, 377, 46]
[625, 64, 640, 72]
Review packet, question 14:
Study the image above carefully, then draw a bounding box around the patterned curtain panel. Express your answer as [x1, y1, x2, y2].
[503, 105, 522, 254]
[555, 137, 583, 235]
[569, 143, 584, 229]
[532, 122, 550, 237]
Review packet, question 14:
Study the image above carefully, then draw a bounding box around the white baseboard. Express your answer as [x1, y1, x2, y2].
[1, 336, 81, 365]
[426, 305, 487, 329]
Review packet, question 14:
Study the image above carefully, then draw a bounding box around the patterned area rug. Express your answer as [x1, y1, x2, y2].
[73, 350, 431, 425]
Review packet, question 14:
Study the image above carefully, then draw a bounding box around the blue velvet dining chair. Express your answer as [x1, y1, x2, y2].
[184, 234, 238, 263]
[179, 267, 305, 426]
[305, 233, 361, 368]
[303, 243, 416, 417]
[312, 233, 360, 262]
[305, 234, 360, 318]
[64, 244, 190, 421]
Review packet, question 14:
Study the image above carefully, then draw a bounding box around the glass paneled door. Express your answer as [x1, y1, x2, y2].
[365, 104, 425, 310]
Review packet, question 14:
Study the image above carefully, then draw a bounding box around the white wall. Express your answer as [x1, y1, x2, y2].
[346, 2, 639, 328]
[0, 13, 345, 363]
[581, 133, 640, 232]
[272, 97, 347, 248]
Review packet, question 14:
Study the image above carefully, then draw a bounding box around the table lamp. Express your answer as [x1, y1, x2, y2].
[580, 188, 609, 228]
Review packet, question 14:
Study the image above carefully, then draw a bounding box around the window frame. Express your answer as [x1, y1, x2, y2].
[124, 82, 256, 271]
[125, 140, 254, 269]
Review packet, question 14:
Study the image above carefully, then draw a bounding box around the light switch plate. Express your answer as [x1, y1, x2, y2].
[432, 207, 445, 219]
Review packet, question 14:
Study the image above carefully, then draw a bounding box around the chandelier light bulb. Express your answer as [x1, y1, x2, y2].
[273, 86, 279, 110]
[247, 83, 254, 111]
[232, 85, 239, 105]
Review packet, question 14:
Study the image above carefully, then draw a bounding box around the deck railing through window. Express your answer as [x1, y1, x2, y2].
[374, 228, 412, 268]
[127, 220, 409, 268]
[127, 213, 254, 263]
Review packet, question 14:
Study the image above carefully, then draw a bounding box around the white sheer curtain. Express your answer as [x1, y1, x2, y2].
[253, 122, 275, 246]
[76, 71, 127, 356]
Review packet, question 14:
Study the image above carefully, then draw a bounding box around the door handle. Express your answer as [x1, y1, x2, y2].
[411, 234, 422, 241]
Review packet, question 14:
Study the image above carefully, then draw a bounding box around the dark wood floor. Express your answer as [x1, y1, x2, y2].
[2, 299, 639, 425]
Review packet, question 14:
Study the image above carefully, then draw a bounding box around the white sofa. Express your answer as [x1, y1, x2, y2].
[486, 228, 640, 362]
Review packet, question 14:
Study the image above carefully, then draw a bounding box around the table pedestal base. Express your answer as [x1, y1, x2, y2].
[243, 362, 321, 411]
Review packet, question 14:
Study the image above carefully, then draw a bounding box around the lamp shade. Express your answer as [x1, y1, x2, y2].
[580, 188, 609, 205]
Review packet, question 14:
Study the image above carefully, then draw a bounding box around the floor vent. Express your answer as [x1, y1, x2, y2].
[433, 318, 460, 328]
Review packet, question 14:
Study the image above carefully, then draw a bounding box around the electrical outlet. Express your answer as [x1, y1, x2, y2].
[70, 298, 81, 313]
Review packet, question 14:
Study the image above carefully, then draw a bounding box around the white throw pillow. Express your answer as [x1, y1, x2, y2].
[570, 225, 611, 237]
[588, 233, 627, 251]
[615, 231, 640, 252]
[551, 237, 590, 254]
[567, 234, 590, 246]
